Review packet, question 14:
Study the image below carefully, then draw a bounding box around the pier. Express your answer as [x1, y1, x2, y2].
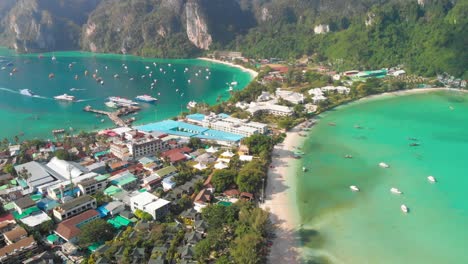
[84, 105, 140, 127]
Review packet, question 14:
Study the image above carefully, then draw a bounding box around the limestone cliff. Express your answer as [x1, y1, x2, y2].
[185, 1, 212, 50]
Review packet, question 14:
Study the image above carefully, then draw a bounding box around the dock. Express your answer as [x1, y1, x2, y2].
[84, 105, 140, 127]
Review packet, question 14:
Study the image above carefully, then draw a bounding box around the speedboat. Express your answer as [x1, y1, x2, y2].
[427, 176, 436, 183]
[20, 89, 35, 97]
[379, 162, 390, 168]
[401, 204, 409, 213]
[135, 95, 158, 103]
[187, 101, 197, 109]
[390, 187, 402, 194]
[349, 185, 360, 192]
[54, 94, 75, 102]
[231, 81, 238, 86]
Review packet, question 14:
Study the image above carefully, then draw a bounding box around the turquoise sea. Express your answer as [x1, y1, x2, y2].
[297, 91, 468, 264]
[0, 47, 253, 140]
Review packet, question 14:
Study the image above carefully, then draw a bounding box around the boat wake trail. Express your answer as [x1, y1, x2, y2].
[0, 87, 49, 99]
[76, 98, 97, 102]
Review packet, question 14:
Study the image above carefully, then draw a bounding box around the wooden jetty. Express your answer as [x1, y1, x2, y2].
[84, 105, 140, 127]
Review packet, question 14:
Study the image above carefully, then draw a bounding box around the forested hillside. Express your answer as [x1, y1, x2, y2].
[0, 0, 465, 78]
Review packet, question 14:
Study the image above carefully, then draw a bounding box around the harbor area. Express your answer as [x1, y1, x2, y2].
[83, 105, 140, 127]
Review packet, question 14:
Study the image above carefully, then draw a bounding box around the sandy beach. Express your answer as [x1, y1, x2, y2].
[198, 57, 258, 78]
[262, 122, 310, 264]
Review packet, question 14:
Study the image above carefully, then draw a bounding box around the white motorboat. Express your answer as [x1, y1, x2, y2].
[379, 162, 390, 168]
[108, 96, 139, 106]
[54, 94, 75, 102]
[231, 81, 238, 86]
[427, 176, 436, 183]
[105, 101, 118, 108]
[302, 167, 307, 172]
[390, 187, 402, 194]
[349, 185, 360, 192]
[20, 89, 35, 97]
[187, 101, 197, 109]
[135, 95, 158, 103]
[401, 204, 409, 213]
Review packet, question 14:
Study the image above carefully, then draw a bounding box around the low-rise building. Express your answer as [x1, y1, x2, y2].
[130, 192, 170, 220]
[247, 101, 293, 116]
[109, 171, 138, 191]
[77, 174, 108, 196]
[0, 236, 38, 264]
[13, 196, 36, 215]
[3, 226, 27, 245]
[275, 88, 304, 104]
[154, 166, 178, 179]
[162, 176, 176, 190]
[54, 210, 100, 243]
[127, 136, 168, 159]
[53, 195, 97, 222]
[110, 142, 131, 161]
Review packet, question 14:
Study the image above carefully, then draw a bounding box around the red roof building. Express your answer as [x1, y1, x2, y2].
[54, 210, 99, 243]
[161, 147, 192, 163]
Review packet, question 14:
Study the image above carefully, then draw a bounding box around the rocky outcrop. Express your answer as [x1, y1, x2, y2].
[185, 1, 212, 50]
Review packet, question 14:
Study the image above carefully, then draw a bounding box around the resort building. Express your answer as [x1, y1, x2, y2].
[52, 195, 97, 222]
[275, 88, 304, 104]
[0, 236, 38, 264]
[319, 86, 350, 94]
[246, 101, 293, 116]
[54, 210, 100, 243]
[130, 192, 170, 220]
[186, 113, 269, 137]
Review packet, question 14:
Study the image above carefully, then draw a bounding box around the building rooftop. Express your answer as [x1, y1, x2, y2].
[144, 199, 170, 212]
[14, 161, 61, 188]
[46, 157, 87, 179]
[3, 226, 27, 242]
[20, 211, 52, 228]
[130, 192, 158, 206]
[14, 196, 36, 209]
[57, 195, 95, 212]
[55, 210, 99, 241]
[0, 236, 36, 259]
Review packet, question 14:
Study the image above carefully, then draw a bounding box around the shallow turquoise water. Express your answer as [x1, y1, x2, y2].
[297, 91, 468, 264]
[0, 47, 252, 140]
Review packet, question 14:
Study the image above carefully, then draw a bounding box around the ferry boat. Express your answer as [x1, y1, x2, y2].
[379, 162, 390, 168]
[54, 94, 75, 102]
[20, 89, 35, 97]
[108, 97, 139, 106]
[401, 204, 409, 213]
[135, 95, 158, 103]
[390, 187, 402, 194]
[187, 101, 197, 109]
[349, 185, 360, 192]
[427, 175, 436, 183]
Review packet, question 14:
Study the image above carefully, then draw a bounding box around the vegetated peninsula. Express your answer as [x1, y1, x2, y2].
[0, 0, 466, 78]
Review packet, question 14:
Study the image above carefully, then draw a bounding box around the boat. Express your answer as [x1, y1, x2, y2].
[187, 101, 197, 109]
[108, 96, 139, 106]
[390, 187, 402, 194]
[52, 129, 65, 134]
[409, 143, 420, 147]
[349, 185, 360, 192]
[20, 89, 35, 97]
[379, 162, 390, 168]
[427, 176, 436, 183]
[105, 101, 118, 108]
[229, 86, 233, 91]
[231, 81, 238, 86]
[344, 155, 353, 159]
[51, 56, 56, 61]
[400, 204, 409, 213]
[302, 167, 307, 172]
[54, 94, 75, 102]
[135, 95, 158, 103]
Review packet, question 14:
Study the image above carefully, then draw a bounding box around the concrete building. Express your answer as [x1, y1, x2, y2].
[13, 197, 36, 215]
[14, 162, 65, 193]
[77, 174, 108, 196]
[0, 236, 38, 264]
[275, 88, 304, 104]
[130, 192, 170, 220]
[186, 113, 268, 137]
[53, 195, 97, 222]
[3, 226, 27, 245]
[110, 142, 131, 161]
[54, 210, 100, 243]
[247, 101, 293, 116]
[109, 171, 138, 191]
[127, 136, 168, 159]
[46, 172, 101, 200]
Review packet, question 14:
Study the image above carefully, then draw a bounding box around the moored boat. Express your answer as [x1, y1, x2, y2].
[105, 101, 118, 108]
[302, 166, 307, 172]
[350, 185, 360, 192]
[427, 175, 436, 183]
[390, 187, 402, 194]
[108, 96, 139, 106]
[135, 95, 158, 103]
[379, 162, 390, 168]
[401, 204, 409, 213]
[187, 101, 197, 109]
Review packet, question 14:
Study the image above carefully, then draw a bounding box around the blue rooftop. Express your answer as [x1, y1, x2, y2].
[218, 113, 231, 119]
[186, 113, 206, 122]
[136, 120, 244, 143]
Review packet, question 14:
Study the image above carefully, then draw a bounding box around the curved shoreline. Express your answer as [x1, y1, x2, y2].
[264, 87, 465, 263]
[198, 57, 258, 78]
